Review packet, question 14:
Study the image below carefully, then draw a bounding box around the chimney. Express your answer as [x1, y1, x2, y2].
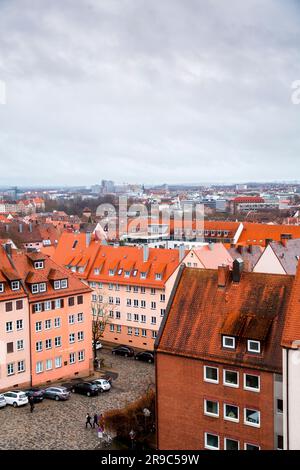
[18, 223, 23, 233]
[143, 244, 149, 263]
[178, 243, 185, 262]
[86, 231, 91, 247]
[4, 243, 12, 256]
[218, 265, 230, 288]
[281, 233, 292, 247]
[232, 258, 244, 283]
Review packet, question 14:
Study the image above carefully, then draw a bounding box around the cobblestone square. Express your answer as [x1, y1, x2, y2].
[0, 348, 155, 450]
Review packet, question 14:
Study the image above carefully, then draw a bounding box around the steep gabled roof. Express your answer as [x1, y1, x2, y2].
[156, 267, 293, 373]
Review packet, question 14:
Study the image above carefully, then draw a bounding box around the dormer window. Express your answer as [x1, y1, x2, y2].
[40, 283, 47, 292]
[222, 335, 236, 350]
[247, 340, 261, 354]
[54, 279, 68, 290]
[94, 268, 100, 275]
[109, 269, 114, 276]
[124, 271, 130, 278]
[155, 273, 162, 280]
[11, 281, 20, 291]
[34, 261, 44, 270]
[32, 284, 39, 294]
[0, 283, 4, 293]
[32, 282, 47, 294]
[140, 272, 147, 279]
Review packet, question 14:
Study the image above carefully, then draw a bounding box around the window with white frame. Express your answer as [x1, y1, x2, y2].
[109, 324, 114, 332]
[34, 261, 44, 269]
[115, 311, 121, 319]
[18, 360, 25, 373]
[133, 286, 138, 293]
[160, 294, 165, 302]
[204, 399, 219, 417]
[224, 438, 239, 450]
[116, 325, 121, 333]
[141, 287, 146, 293]
[77, 312, 83, 322]
[39, 283, 47, 292]
[55, 299, 62, 309]
[54, 317, 61, 328]
[78, 331, 84, 341]
[141, 300, 146, 308]
[152, 330, 157, 339]
[46, 359, 52, 370]
[78, 350, 85, 361]
[127, 313, 132, 321]
[55, 356, 62, 368]
[45, 319, 51, 330]
[35, 321, 42, 332]
[142, 329, 147, 337]
[205, 433, 219, 450]
[44, 300, 51, 310]
[126, 285, 131, 292]
[36, 341, 43, 352]
[244, 408, 260, 427]
[151, 288, 156, 295]
[244, 443, 260, 451]
[124, 270, 130, 278]
[244, 373, 260, 392]
[151, 316, 156, 325]
[54, 280, 61, 290]
[69, 333, 75, 343]
[134, 328, 139, 336]
[55, 336, 61, 347]
[224, 404, 239, 422]
[61, 279, 68, 289]
[247, 340, 261, 354]
[11, 281, 20, 291]
[155, 273, 162, 280]
[69, 353, 76, 364]
[17, 339, 24, 351]
[128, 327, 132, 335]
[36, 361, 43, 373]
[222, 335, 236, 349]
[141, 315, 146, 323]
[151, 301, 156, 309]
[204, 366, 219, 383]
[33, 303, 42, 313]
[32, 284, 39, 294]
[6, 321, 13, 332]
[0, 283, 4, 293]
[45, 339, 52, 349]
[7, 363, 14, 376]
[69, 314, 75, 324]
[133, 299, 139, 307]
[223, 370, 239, 388]
[140, 272, 146, 279]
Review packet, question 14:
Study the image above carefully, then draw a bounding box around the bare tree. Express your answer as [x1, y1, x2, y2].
[91, 287, 115, 361]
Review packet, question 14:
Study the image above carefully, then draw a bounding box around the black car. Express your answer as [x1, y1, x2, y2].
[111, 345, 134, 357]
[135, 351, 155, 363]
[24, 388, 45, 403]
[71, 382, 98, 397]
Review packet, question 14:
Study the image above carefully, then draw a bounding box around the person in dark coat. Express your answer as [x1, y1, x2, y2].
[92, 413, 98, 428]
[29, 396, 35, 413]
[85, 413, 92, 428]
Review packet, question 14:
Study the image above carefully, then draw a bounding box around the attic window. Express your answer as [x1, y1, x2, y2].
[132, 270, 138, 277]
[140, 272, 147, 279]
[247, 340, 261, 354]
[222, 335, 236, 350]
[0, 283, 4, 293]
[94, 268, 100, 275]
[34, 261, 44, 270]
[54, 279, 68, 290]
[11, 281, 20, 291]
[155, 273, 162, 280]
[124, 270, 130, 278]
[109, 269, 114, 276]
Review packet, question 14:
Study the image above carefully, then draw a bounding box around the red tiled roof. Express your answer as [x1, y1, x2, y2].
[282, 262, 300, 348]
[157, 267, 293, 373]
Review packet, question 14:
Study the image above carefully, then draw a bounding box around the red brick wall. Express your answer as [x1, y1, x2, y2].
[156, 353, 275, 450]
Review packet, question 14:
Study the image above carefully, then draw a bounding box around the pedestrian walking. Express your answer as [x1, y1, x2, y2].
[92, 413, 98, 428]
[85, 413, 92, 428]
[29, 396, 35, 413]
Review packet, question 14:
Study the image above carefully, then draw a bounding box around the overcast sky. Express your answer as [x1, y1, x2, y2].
[0, 0, 299, 186]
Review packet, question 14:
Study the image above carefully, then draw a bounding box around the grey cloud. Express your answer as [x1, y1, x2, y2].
[0, 0, 299, 185]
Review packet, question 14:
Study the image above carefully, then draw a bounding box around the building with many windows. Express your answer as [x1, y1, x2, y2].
[0, 245, 93, 391]
[155, 262, 293, 450]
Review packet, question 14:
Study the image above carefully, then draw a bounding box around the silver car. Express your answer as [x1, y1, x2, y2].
[0, 394, 7, 408]
[43, 386, 70, 401]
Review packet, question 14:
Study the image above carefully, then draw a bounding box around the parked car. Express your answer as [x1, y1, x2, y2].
[135, 351, 155, 363]
[111, 345, 134, 357]
[24, 388, 45, 403]
[71, 382, 99, 397]
[43, 386, 70, 401]
[92, 340, 103, 350]
[3, 391, 28, 407]
[99, 373, 113, 385]
[92, 378, 111, 392]
[0, 394, 7, 408]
